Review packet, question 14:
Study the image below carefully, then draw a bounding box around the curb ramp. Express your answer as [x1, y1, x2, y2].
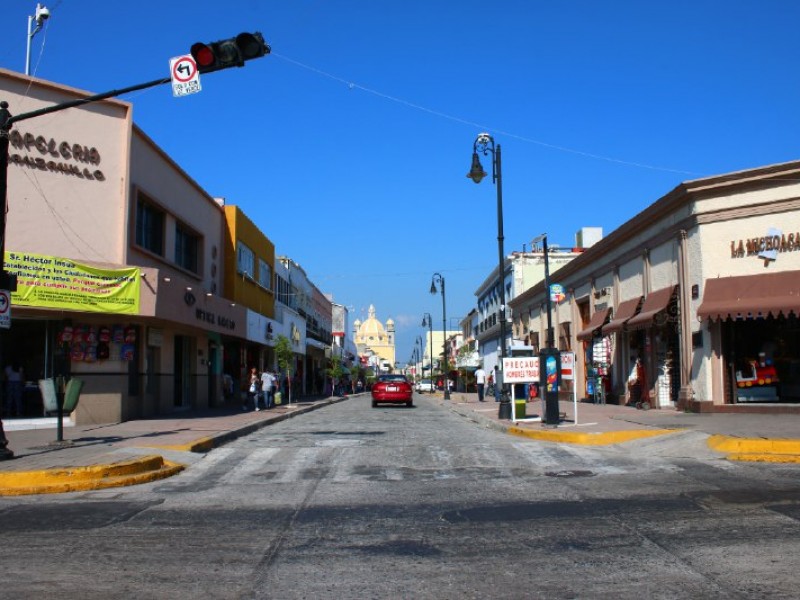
[508, 426, 675, 445]
[0, 455, 184, 496]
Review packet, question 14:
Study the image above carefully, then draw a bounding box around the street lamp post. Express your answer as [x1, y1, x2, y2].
[25, 3, 50, 76]
[421, 313, 434, 381]
[532, 233, 561, 425]
[430, 273, 450, 400]
[467, 133, 511, 419]
[416, 335, 424, 381]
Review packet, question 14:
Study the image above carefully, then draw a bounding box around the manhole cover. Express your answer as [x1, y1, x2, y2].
[545, 470, 594, 478]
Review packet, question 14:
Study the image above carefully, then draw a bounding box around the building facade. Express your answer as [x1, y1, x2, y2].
[509, 161, 800, 411]
[1, 69, 247, 423]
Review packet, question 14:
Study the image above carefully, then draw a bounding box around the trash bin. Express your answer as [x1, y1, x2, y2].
[514, 400, 526, 419]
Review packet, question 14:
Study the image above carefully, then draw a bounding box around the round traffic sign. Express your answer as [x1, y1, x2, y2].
[0, 290, 9, 314]
[172, 56, 198, 83]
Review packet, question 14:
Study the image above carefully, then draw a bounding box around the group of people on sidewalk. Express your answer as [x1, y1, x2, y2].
[245, 367, 280, 412]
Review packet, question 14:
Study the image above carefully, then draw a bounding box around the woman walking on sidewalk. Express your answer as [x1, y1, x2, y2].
[245, 367, 260, 411]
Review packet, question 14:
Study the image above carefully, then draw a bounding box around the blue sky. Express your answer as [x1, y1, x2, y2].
[3, 1, 800, 364]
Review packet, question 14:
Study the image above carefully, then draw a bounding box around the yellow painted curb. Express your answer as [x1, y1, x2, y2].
[508, 426, 673, 445]
[726, 453, 800, 464]
[0, 455, 185, 496]
[707, 434, 800, 455]
[707, 435, 800, 462]
[145, 435, 216, 453]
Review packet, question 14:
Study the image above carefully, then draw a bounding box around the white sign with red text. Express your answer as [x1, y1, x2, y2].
[502, 357, 539, 383]
[502, 352, 575, 384]
[560, 352, 575, 380]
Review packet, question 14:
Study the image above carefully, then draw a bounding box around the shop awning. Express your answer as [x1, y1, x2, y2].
[602, 297, 643, 335]
[697, 271, 800, 320]
[626, 285, 677, 330]
[576, 307, 612, 341]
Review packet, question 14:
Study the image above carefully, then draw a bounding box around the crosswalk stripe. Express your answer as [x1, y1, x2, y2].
[219, 447, 282, 484]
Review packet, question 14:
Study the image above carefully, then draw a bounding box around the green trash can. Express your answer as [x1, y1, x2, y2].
[514, 400, 526, 419]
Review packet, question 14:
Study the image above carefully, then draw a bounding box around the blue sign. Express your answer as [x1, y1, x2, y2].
[550, 283, 565, 303]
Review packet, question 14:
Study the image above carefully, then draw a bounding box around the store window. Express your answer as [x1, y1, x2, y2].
[237, 242, 255, 279]
[135, 195, 164, 256]
[175, 224, 200, 274]
[258, 259, 272, 290]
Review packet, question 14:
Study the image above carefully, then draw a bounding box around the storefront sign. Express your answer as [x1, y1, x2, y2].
[195, 308, 236, 330]
[5, 251, 140, 314]
[7, 129, 106, 182]
[147, 328, 163, 347]
[730, 228, 800, 260]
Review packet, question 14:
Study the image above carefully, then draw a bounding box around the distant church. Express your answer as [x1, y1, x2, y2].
[353, 305, 396, 372]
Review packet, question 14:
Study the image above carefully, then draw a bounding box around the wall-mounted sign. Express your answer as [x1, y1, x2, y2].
[147, 327, 163, 347]
[731, 228, 800, 260]
[5, 251, 139, 314]
[7, 129, 105, 182]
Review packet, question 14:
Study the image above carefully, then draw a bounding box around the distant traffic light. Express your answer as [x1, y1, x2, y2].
[190, 32, 270, 74]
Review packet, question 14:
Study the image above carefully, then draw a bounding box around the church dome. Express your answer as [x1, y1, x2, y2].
[357, 305, 388, 343]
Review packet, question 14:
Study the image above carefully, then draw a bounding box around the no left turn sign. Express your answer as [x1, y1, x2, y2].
[169, 55, 202, 97]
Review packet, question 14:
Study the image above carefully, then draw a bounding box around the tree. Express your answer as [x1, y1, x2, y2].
[326, 354, 345, 396]
[275, 334, 294, 403]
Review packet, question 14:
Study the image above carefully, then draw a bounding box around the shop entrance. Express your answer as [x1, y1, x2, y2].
[722, 315, 800, 403]
[173, 335, 191, 407]
[0, 319, 53, 418]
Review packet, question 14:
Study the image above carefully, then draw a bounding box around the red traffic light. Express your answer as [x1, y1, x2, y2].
[190, 43, 216, 69]
[189, 32, 270, 74]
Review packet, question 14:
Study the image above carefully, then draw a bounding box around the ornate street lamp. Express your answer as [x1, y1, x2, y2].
[532, 233, 560, 425]
[467, 132, 511, 419]
[430, 273, 450, 400]
[421, 313, 434, 380]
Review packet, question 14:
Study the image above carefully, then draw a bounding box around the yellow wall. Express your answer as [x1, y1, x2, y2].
[222, 205, 275, 317]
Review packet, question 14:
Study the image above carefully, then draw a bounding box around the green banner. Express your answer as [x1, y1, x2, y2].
[5, 251, 140, 314]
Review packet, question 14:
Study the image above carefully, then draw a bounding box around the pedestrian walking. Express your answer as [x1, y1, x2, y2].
[261, 370, 276, 409]
[4, 361, 24, 417]
[245, 367, 260, 411]
[474, 366, 487, 402]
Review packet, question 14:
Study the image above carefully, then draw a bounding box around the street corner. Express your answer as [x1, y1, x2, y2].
[143, 435, 217, 454]
[707, 434, 800, 463]
[0, 455, 185, 496]
[507, 425, 675, 446]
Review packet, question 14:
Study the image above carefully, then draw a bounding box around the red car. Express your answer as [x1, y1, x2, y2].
[372, 374, 414, 407]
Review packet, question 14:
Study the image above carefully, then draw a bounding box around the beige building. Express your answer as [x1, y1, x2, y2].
[353, 305, 395, 371]
[0, 69, 277, 424]
[509, 160, 800, 412]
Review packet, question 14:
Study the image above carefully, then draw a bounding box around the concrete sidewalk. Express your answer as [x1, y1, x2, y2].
[2, 391, 799, 496]
[0, 395, 349, 496]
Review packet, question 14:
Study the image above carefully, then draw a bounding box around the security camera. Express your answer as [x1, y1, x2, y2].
[35, 5, 50, 22]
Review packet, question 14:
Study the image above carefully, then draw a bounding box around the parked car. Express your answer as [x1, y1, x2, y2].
[372, 374, 413, 407]
[416, 378, 435, 393]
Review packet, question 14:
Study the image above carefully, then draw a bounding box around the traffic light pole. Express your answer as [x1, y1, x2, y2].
[0, 75, 170, 460]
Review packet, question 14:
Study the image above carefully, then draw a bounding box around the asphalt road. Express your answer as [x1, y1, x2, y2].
[1, 394, 799, 599]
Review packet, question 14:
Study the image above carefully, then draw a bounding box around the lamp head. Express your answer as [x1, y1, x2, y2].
[467, 152, 487, 184]
[430, 280, 437, 295]
[35, 4, 50, 23]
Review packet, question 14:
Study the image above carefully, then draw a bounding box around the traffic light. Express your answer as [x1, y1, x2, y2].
[190, 32, 270, 74]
